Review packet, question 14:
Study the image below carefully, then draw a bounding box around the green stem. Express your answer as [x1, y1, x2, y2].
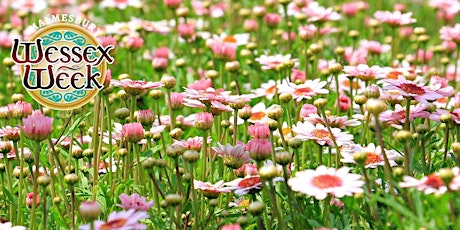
[374, 116, 396, 197]
[167, 89, 175, 130]
[201, 130, 208, 180]
[404, 98, 411, 131]
[30, 141, 41, 230]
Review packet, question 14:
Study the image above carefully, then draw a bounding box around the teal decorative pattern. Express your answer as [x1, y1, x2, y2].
[63, 31, 86, 45]
[40, 90, 63, 102]
[64, 90, 87, 102]
[42, 32, 63, 45]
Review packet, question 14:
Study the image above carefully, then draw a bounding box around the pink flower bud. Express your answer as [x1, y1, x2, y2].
[22, 111, 53, 142]
[264, 13, 282, 27]
[299, 104, 318, 119]
[26, 192, 40, 207]
[248, 123, 270, 139]
[195, 112, 214, 130]
[246, 139, 271, 161]
[122, 123, 145, 143]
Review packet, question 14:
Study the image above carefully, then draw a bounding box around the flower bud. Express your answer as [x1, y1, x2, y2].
[392, 167, 404, 180]
[314, 98, 328, 108]
[440, 114, 453, 123]
[117, 148, 128, 156]
[141, 157, 156, 169]
[3, 57, 14, 67]
[279, 93, 293, 103]
[238, 106, 252, 120]
[37, 175, 51, 187]
[83, 149, 94, 159]
[149, 89, 164, 99]
[221, 120, 231, 129]
[0, 141, 12, 154]
[183, 150, 200, 163]
[288, 137, 302, 149]
[354, 95, 367, 105]
[364, 85, 381, 99]
[248, 201, 265, 216]
[353, 151, 368, 164]
[79, 201, 102, 220]
[166, 144, 185, 158]
[440, 168, 455, 186]
[161, 76, 176, 89]
[259, 165, 278, 180]
[275, 151, 292, 165]
[328, 63, 343, 74]
[415, 124, 429, 134]
[237, 216, 249, 226]
[267, 105, 283, 120]
[452, 142, 460, 154]
[165, 194, 182, 206]
[115, 108, 130, 120]
[395, 130, 411, 142]
[206, 70, 219, 79]
[170, 128, 183, 140]
[13, 166, 28, 178]
[366, 98, 387, 115]
[53, 196, 63, 205]
[154, 158, 167, 168]
[64, 173, 79, 186]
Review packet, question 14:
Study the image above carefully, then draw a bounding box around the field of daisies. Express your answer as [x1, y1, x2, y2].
[2, 0, 460, 229]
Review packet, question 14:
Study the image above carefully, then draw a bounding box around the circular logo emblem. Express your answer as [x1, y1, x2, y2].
[14, 23, 113, 110]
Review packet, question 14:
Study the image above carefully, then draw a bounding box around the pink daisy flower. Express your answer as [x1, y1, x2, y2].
[304, 114, 361, 129]
[278, 79, 329, 101]
[340, 143, 400, 169]
[79, 209, 149, 230]
[223, 176, 262, 195]
[292, 121, 354, 147]
[213, 142, 252, 169]
[117, 193, 154, 212]
[111, 79, 163, 95]
[252, 80, 278, 100]
[359, 40, 391, 55]
[428, 75, 455, 97]
[373, 11, 416, 26]
[440, 23, 460, 43]
[288, 166, 364, 200]
[223, 175, 283, 196]
[385, 76, 443, 104]
[343, 64, 389, 81]
[399, 168, 460, 194]
[193, 180, 230, 198]
[379, 104, 430, 128]
[100, 0, 141, 9]
[247, 102, 270, 124]
[430, 108, 460, 124]
[302, 2, 341, 22]
[255, 54, 298, 71]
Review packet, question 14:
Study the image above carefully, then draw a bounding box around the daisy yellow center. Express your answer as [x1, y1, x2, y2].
[364, 152, 382, 165]
[342, 79, 360, 89]
[223, 35, 237, 43]
[238, 177, 261, 188]
[282, 127, 291, 135]
[239, 199, 250, 207]
[387, 71, 401, 80]
[437, 97, 448, 103]
[311, 129, 330, 139]
[311, 175, 343, 189]
[399, 83, 425, 95]
[266, 85, 276, 94]
[100, 218, 128, 230]
[250, 112, 266, 121]
[424, 174, 444, 189]
[294, 87, 312, 95]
